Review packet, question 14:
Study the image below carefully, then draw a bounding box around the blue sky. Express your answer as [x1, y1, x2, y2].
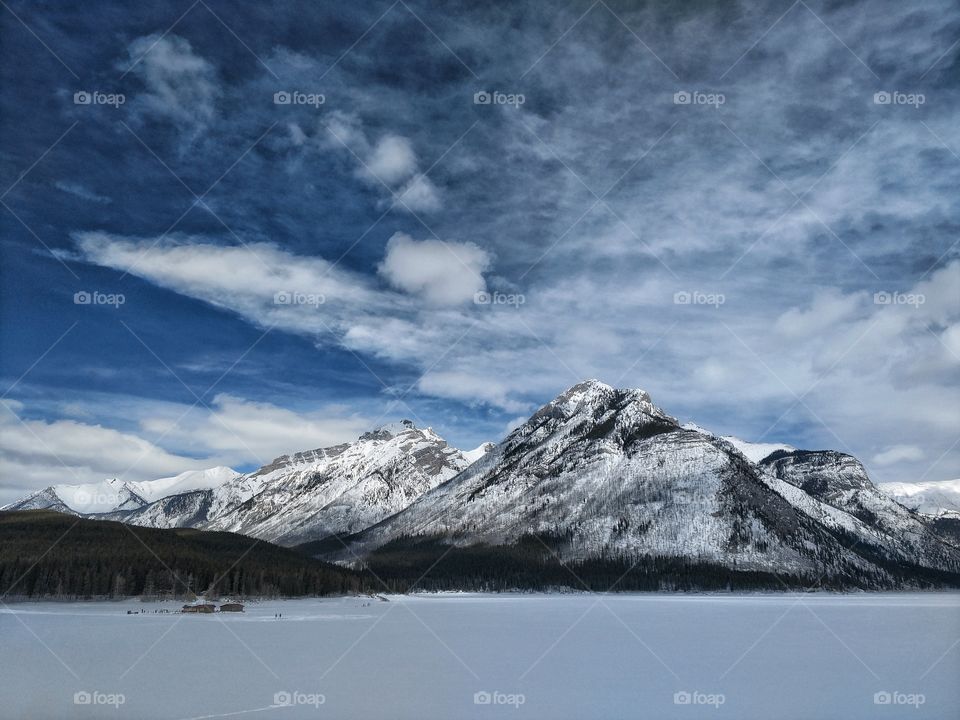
[1, 0, 958, 503]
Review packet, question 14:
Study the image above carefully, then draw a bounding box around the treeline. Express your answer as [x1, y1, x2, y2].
[0, 511, 368, 600]
[7, 512, 955, 600]
[355, 534, 819, 592]
[353, 533, 960, 592]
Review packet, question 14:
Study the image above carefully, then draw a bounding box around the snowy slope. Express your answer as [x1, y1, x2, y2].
[878, 479, 960, 517]
[1, 486, 77, 514]
[3, 478, 146, 514]
[203, 420, 469, 545]
[462, 442, 495, 464]
[681, 423, 794, 463]
[331, 381, 960, 584]
[129, 467, 239, 503]
[758, 450, 959, 571]
[2, 467, 238, 515]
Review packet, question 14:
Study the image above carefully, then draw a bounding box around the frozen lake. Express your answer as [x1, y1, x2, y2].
[1, 593, 958, 719]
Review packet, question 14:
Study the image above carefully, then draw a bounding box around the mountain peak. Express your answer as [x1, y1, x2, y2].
[359, 419, 424, 442]
[540, 379, 664, 425]
[562, 378, 614, 396]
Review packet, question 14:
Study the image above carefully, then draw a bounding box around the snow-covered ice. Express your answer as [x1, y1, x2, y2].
[1, 593, 958, 719]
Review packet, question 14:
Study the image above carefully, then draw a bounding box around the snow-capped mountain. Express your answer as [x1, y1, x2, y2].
[6, 381, 959, 589]
[327, 381, 960, 586]
[878, 479, 960, 517]
[91, 420, 470, 545]
[198, 420, 471, 545]
[1, 468, 238, 515]
[3, 422, 471, 546]
[3, 478, 145, 515]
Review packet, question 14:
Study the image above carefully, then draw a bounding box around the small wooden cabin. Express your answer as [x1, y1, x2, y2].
[219, 602, 244, 612]
[181, 602, 216, 614]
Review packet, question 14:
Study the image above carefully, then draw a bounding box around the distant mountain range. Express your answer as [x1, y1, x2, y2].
[5, 467, 240, 515]
[877, 479, 960, 517]
[4, 421, 488, 545]
[4, 381, 959, 591]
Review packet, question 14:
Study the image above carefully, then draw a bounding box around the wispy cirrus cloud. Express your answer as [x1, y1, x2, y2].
[122, 34, 220, 130]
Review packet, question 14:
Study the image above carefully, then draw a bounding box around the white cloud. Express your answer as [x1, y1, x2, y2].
[367, 134, 417, 183]
[124, 34, 219, 127]
[0, 401, 209, 502]
[378, 232, 490, 306]
[872, 445, 926, 466]
[775, 289, 864, 338]
[397, 175, 441, 212]
[138, 393, 372, 467]
[323, 112, 441, 212]
[73, 231, 393, 335]
[54, 181, 111, 204]
[288, 122, 307, 146]
[941, 324, 960, 360]
[418, 371, 530, 414]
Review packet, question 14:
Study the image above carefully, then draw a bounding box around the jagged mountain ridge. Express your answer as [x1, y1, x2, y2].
[2, 468, 239, 515]
[3, 424, 488, 545]
[323, 381, 960, 587]
[94, 420, 479, 546]
[201, 420, 472, 545]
